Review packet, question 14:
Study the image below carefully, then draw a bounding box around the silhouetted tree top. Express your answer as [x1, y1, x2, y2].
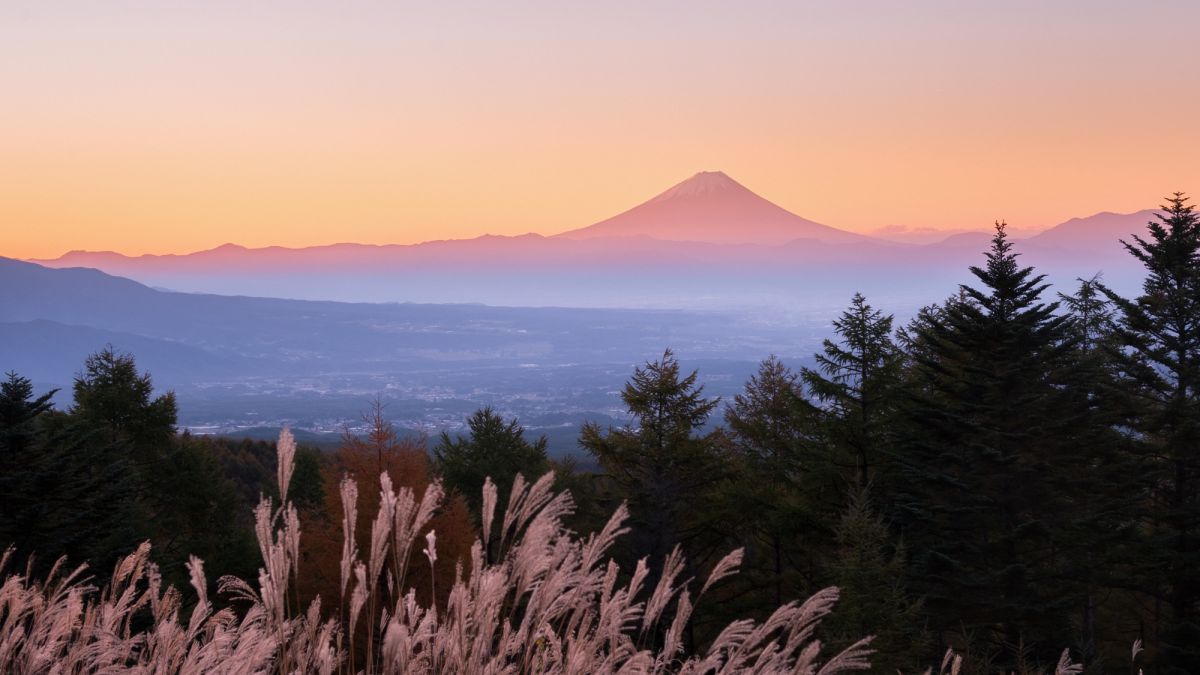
[433, 406, 549, 520]
[71, 346, 176, 461]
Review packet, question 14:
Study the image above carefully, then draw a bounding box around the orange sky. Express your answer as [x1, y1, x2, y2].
[2, 1, 1198, 259]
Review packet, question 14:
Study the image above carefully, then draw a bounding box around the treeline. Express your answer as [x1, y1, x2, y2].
[2, 195, 1197, 673]
[0, 350, 325, 588]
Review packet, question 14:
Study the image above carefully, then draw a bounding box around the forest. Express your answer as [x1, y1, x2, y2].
[2, 195, 1198, 674]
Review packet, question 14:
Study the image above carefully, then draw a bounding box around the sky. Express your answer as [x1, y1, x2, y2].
[3, 0, 1198, 259]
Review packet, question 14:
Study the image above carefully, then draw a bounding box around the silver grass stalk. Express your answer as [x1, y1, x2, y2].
[338, 474, 358, 603]
[277, 425, 296, 506]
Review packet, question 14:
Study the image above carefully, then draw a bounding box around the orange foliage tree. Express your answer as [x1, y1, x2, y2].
[299, 400, 475, 618]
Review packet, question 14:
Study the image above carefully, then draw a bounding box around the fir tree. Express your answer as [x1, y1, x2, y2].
[1058, 274, 1115, 354]
[0, 372, 139, 575]
[1056, 275, 1146, 669]
[1102, 194, 1200, 674]
[894, 222, 1082, 667]
[580, 349, 728, 573]
[433, 406, 550, 523]
[0, 373, 56, 527]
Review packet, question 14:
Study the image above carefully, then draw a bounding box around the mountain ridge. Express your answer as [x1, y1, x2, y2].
[17, 173, 1164, 308]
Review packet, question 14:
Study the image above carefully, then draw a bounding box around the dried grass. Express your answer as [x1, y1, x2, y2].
[0, 427, 1087, 673]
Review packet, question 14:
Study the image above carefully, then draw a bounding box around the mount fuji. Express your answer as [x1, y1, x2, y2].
[556, 171, 869, 245]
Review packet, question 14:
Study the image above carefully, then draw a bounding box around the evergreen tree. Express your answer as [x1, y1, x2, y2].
[151, 435, 258, 580]
[1102, 194, 1200, 674]
[71, 347, 177, 525]
[69, 348, 251, 585]
[0, 372, 55, 454]
[1055, 275, 1146, 670]
[824, 489, 927, 674]
[433, 406, 550, 522]
[894, 223, 1083, 667]
[724, 356, 824, 607]
[802, 293, 903, 489]
[0, 373, 56, 528]
[1058, 275, 1116, 354]
[580, 349, 728, 573]
[0, 372, 139, 575]
[72, 346, 177, 467]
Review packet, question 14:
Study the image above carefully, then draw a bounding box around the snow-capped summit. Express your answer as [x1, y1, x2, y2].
[555, 171, 870, 246]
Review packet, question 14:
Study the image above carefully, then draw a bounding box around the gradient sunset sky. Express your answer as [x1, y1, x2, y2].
[3, 0, 1198, 259]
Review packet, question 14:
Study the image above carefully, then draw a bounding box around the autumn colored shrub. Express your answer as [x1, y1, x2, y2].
[299, 402, 474, 624]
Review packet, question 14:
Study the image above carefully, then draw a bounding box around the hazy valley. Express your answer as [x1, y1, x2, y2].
[4, 172, 1166, 455]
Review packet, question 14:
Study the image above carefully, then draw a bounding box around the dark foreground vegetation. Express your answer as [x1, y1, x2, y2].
[2, 195, 1198, 673]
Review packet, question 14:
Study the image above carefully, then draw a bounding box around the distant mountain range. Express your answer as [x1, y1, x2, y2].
[27, 171, 1162, 308]
[0, 256, 798, 385]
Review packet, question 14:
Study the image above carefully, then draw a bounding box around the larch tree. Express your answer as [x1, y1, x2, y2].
[303, 401, 475, 617]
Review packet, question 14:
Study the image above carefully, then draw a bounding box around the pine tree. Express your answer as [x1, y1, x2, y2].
[894, 222, 1082, 667]
[802, 293, 903, 489]
[1102, 194, 1200, 674]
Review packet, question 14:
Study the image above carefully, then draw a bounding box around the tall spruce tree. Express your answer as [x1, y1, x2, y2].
[1101, 194, 1200, 674]
[894, 222, 1082, 668]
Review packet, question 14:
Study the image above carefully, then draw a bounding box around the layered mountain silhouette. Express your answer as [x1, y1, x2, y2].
[1026, 209, 1159, 255]
[0, 256, 795, 388]
[26, 172, 1163, 308]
